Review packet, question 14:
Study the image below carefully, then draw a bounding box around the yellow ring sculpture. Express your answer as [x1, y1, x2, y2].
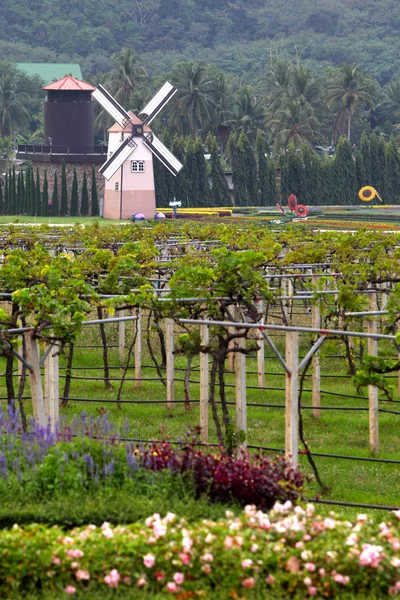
[358, 186, 383, 202]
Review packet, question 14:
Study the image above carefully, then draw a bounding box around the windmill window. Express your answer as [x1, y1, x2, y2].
[131, 160, 145, 173]
[114, 182, 119, 191]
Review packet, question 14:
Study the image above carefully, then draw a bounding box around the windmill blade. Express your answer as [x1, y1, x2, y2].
[143, 133, 183, 176]
[139, 82, 177, 125]
[92, 84, 131, 127]
[100, 136, 138, 180]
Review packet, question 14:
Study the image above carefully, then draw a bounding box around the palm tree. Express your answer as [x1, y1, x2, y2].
[270, 99, 321, 152]
[226, 86, 265, 144]
[108, 49, 148, 107]
[206, 72, 234, 148]
[0, 72, 30, 139]
[170, 62, 215, 137]
[0, 136, 15, 171]
[262, 55, 292, 113]
[326, 64, 374, 142]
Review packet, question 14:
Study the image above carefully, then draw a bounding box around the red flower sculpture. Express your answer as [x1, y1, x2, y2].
[294, 204, 308, 217]
[288, 194, 297, 211]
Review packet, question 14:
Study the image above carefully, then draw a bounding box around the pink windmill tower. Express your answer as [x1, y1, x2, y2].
[92, 82, 183, 219]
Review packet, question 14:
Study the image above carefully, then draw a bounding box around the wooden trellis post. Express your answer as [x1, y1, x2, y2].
[285, 330, 299, 467]
[24, 331, 46, 427]
[236, 327, 247, 450]
[311, 276, 321, 418]
[368, 292, 379, 454]
[257, 299, 265, 389]
[44, 345, 59, 432]
[228, 304, 236, 372]
[118, 309, 126, 363]
[166, 317, 174, 408]
[134, 308, 142, 388]
[199, 322, 209, 443]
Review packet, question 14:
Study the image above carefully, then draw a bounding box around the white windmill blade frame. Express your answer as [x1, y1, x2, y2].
[92, 84, 132, 128]
[143, 133, 183, 176]
[99, 137, 138, 180]
[139, 81, 177, 125]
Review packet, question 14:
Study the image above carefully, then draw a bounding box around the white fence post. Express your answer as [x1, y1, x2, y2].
[44, 344, 59, 432]
[134, 308, 142, 388]
[236, 328, 247, 450]
[257, 299, 265, 389]
[24, 331, 46, 427]
[200, 322, 209, 443]
[368, 292, 379, 454]
[166, 318, 174, 408]
[285, 330, 299, 467]
[311, 276, 321, 418]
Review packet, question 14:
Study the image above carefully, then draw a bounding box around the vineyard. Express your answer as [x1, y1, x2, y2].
[0, 221, 400, 598]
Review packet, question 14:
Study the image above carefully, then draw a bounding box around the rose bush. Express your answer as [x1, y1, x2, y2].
[0, 502, 399, 598]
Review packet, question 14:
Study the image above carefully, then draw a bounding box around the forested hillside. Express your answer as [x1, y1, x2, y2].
[1, 0, 400, 82]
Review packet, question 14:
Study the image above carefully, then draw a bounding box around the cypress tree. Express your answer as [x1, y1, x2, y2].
[280, 143, 305, 205]
[10, 167, 16, 215]
[206, 133, 230, 207]
[185, 138, 198, 207]
[60, 160, 68, 216]
[0, 179, 3, 215]
[172, 136, 187, 205]
[256, 130, 277, 206]
[194, 137, 210, 207]
[360, 132, 370, 184]
[384, 139, 400, 204]
[302, 145, 320, 206]
[319, 157, 335, 206]
[20, 170, 25, 214]
[29, 167, 35, 215]
[154, 129, 175, 209]
[355, 149, 367, 193]
[70, 168, 79, 216]
[91, 166, 99, 216]
[237, 132, 259, 206]
[16, 171, 22, 214]
[24, 166, 30, 215]
[370, 132, 385, 195]
[333, 136, 356, 205]
[35, 168, 41, 215]
[228, 132, 247, 206]
[4, 172, 9, 214]
[81, 170, 89, 216]
[51, 171, 59, 216]
[42, 170, 49, 216]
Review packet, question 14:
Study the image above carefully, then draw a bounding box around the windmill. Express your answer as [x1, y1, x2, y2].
[92, 82, 183, 219]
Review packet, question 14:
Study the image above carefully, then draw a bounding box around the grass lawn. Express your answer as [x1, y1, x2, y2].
[1, 304, 399, 517]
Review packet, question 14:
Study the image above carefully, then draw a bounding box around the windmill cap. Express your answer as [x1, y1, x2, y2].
[108, 111, 152, 133]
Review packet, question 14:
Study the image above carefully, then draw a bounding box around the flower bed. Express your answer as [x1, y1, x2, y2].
[0, 502, 399, 598]
[0, 407, 304, 510]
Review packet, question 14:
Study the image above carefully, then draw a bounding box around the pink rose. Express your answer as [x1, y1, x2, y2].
[137, 577, 146, 587]
[179, 553, 191, 564]
[143, 553, 155, 568]
[166, 582, 178, 593]
[52, 557, 61, 565]
[75, 570, 90, 581]
[155, 572, 165, 581]
[241, 559, 253, 568]
[224, 536, 234, 549]
[308, 586, 317, 596]
[67, 549, 84, 559]
[173, 572, 184, 585]
[201, 564, 212, 574]
[201, 553, 214, 563]
[304, 577, 312, 586]
[305, 562, 316, 572]
[242, 577, 255, 589]
[65, 586, 76, 595]
[104, 569, 120, 588]
[266, 575, 276, 585]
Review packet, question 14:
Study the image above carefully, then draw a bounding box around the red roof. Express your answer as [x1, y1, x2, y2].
[43, 76, 95, 91]
[108, 111, 152, 133]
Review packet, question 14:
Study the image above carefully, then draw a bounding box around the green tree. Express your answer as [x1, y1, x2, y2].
[109, 48, 147, 107]
[16, 170, 22, 214]
[271, 99, 321, 152]
[9, 166, 16, 214]
[206, 133, 230, 207]
[154, 129, 176, 208]
[194, 137, 210, 207]
[70, 168, 79, 216]
[237, 132, 259, 205]
[0, 178, 3, 214]
[360, 132, 371, 184]
[228, 132, 246, 206]
[0, 69, 30, 137]
[369, 132, 385, 196]
[60, 160, 68, 216]
[51, 171, 59, 216]
[34, 168, 41, 215]
[333, 136, 357, 205]
[326, 64, 374, 142]
[41, 170, 49, 216]
[81, 170, 89, 216]
[228, 86, 265, 144]
[384, 139, 400, 204]
[355, 149, 367, 193]
[172, 136, 188, 205]
[4, 172, 9, 214]
[184, 137, 198, 207]
[302, 144, 320, 206]
[171, 62, 214, 137]
[91, 166, 99, 216]
[256, 130, 277, 206]
[280, 142, 305, 204]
